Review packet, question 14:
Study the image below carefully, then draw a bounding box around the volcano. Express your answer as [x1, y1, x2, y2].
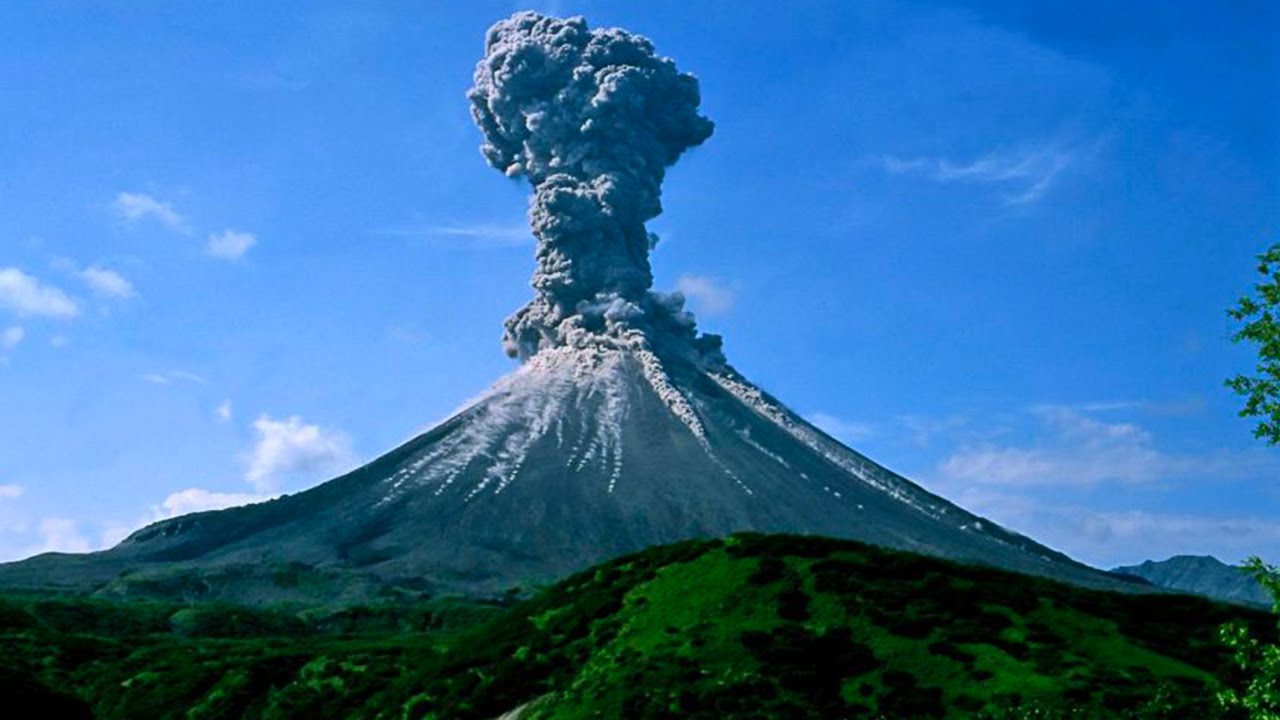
[0, 344, 1143, 600]
[0, 12, 1145, 601]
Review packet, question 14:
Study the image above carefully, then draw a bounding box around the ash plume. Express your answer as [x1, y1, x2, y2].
[468, 11, 723, 366]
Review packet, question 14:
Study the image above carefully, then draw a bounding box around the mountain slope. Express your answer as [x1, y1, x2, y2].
[1113, 556, 1272, 608]
[0, 348, 1144, 602]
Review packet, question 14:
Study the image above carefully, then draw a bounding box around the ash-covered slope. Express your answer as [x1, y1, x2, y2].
[0, 12, 1148, 601]
[0, 345, 1143, 599]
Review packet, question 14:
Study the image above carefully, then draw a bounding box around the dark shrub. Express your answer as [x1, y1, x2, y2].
[776, 576, 810, 622]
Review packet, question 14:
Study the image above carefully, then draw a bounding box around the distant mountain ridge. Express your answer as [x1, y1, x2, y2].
[1112, 555, 1272, 608]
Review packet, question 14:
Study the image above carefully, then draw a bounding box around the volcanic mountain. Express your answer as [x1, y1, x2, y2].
[0, 12, 1147, 602]
[0, 345, 1147, 599]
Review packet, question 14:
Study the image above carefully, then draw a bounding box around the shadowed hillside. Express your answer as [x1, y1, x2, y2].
[0, 534, 1270, 719]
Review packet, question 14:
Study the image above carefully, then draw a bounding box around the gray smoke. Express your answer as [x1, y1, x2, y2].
[468, 11, 723, 366]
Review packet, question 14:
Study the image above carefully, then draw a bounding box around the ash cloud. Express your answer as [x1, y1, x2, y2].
[468, 11, 723, 366]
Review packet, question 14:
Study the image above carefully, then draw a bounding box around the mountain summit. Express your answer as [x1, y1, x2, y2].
[0, 12, 1144, 601]
[1113, 556, 1271, 608]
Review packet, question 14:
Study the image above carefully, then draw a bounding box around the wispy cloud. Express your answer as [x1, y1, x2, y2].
[207, 229, 257, 260]
[946, 485, 1280, 568]
[0, 516, 106, 561]
[388, 324, 430, 345]
[14, 486, 278, 558]
[97, 524, 134, 550]
[1042, 398, 1206, 418]
[32, 518, 92, 555]
[808, 412, 876, 443]
[112, 194, 256, 261]
[880, 399, 1280, 566]
[0, 267, 78, 318]
[383, 222, 532, 250]
[215, 400, 233, 423]
[883, 143, 1077, 205]
[78, 266, 136, 299]
[1, 327, 24, 352]
[141, 370, 207, 386]
[675, 274, 736, 316]
[0, 491, 141, 560]
[113, 192, 190, 233]
[937, 405, 1270, 488]
[894, 413, 975, 448]
[150, 487, 275, 521]
[520, 0, 566, 16]
[244, 414, 355, 492]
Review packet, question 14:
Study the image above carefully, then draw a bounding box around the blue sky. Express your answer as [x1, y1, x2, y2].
[0, 0, 1276, 568]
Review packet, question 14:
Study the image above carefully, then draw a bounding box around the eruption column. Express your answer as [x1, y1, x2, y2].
[468, 12, 722, 365]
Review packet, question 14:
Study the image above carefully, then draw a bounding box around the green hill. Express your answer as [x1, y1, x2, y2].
[0, 534, 1272, 719]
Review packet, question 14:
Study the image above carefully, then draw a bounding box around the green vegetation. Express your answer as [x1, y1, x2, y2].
[1218, 557, 1280, 718]
[0, 534, 1272, 718]
[1223, 242, 1280, 718]
[1227, 242, 1280, 445]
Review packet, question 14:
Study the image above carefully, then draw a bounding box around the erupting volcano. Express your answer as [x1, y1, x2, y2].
[0, 12, 1145, 601]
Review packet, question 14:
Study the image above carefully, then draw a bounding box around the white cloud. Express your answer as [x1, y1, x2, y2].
[883, 143, 1075, 205]
[244, 414, 355, 492]
[388, 324, 430, 344]
[901, 401, 1280, 567]
[79, 266, 136, 299]
[936, 405, 1265, 488]
[0, 495, 132, 560]
[207, 229, 257, 260]
[896, 413, 973, 448]
[675, 274, 736, 316]
[0, 497, 27, 542]
[113, 192, 189, 232]
[150, 487, 275, 521]
[0, 267, 78, 318]
[142, 370, 207, 386]
[808, 412, 875, 443]
[98, 524, 134, 550]
[942, 485, 1280, 568]
[1073, 511, 1280, 565]
[429, 224, 531, 245]
[49, 335, 69, 348]
[2, 326, 24, 351]
[34, 518, 92, 554]
[390, 222, 532, 250]
[216, 400, 233, 423]
[25, 486, 278, 558]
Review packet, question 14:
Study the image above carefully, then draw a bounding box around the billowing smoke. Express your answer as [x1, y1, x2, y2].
[468, 11, 724, 367]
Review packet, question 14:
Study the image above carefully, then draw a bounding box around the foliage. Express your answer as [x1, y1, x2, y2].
[0, 534, 1269, 718]
[1222, 244, 1280, 719]
[1218, 557, 1280, 719]
[1227, 244, 1280, 444]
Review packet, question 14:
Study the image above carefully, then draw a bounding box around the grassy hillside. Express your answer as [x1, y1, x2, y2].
[0, 534, 1273, 719]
